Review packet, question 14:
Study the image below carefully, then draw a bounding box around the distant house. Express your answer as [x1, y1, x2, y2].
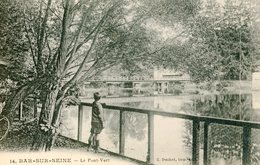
[153, 67, 190, 81]
[153, 67, 190, 94]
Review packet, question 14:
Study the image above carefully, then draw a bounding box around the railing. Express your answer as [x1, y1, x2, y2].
[86, 75, 190, 82]
[88, 76, 154, 81]
[75, 102, 260, 165]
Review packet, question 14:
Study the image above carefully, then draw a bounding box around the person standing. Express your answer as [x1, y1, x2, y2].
[87, 92, 104, 153]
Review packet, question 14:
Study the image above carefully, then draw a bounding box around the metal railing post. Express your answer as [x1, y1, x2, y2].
[147, 112, 154, 164]
[192, 120, 200, 165]
[242, 126, 252, 165]
[203, 122, 211, 165]
[77, 104, 83, 141]
[119, 110, 126, 155]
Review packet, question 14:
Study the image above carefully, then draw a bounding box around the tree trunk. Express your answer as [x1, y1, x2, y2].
[31, 87, 63, 151]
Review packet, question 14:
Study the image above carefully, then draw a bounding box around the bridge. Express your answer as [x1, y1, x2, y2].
[59, 102, 260, 165]
[81, 75, 191, 97]
[87, 75, 190, 82]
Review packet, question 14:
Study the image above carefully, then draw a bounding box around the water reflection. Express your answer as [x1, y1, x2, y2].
[182, 94, 260, 165]
[190, 94, 253, 121]
[102, 110, 148, 160]
[60, 93, 260, 165]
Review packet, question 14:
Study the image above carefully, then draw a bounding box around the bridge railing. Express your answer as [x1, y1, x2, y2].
[87, 75, 190, 82]
[74, 102, 260, 165]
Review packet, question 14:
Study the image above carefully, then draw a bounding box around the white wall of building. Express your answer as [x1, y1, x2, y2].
[153, 67, 190, 81]
[252, 72, 260, 91]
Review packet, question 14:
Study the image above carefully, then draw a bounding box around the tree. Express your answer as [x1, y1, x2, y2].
[0, 0, 31, 115]
[145, 0, 258, 82]
[0, 0, 160, 151]
[184, 0, 256, 81]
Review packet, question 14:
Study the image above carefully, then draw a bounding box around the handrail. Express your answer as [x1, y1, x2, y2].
[81, 102, 260, 129]
[77, 102, 260, 165]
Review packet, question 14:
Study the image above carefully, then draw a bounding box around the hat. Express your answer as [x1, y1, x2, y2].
[94, 92, 101, 100]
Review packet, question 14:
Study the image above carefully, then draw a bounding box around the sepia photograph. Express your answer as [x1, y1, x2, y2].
[0, 0, 260, 165]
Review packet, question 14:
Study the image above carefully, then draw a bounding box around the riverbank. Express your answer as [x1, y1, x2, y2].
[0, 119, 139, 165]
[0, 119, 81, 152]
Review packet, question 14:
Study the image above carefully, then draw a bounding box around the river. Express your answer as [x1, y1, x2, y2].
[60, 93, 260, 165]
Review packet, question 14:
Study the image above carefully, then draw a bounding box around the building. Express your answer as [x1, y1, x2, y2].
[80, 65, 190, 97]
[153, 67, 190, 94]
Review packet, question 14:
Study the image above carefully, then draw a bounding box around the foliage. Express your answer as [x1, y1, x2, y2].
[140, 0, 201, 25]
[148, 0, 258, 82]
[0, 0, 28, 104]
[186, 0, 256, 81]
[0, 0, 32, 84]
[0, 119, 38, 151]
[0, 0, 165, 150]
